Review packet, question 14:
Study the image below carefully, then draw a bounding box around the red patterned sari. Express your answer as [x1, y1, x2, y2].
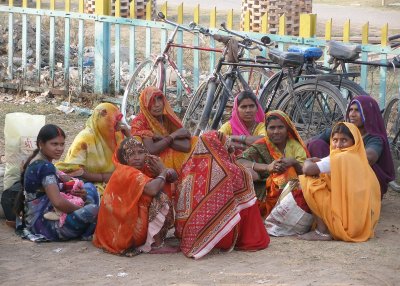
[175, 131, 269, 259]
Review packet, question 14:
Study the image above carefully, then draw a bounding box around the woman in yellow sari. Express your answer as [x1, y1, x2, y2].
[130, 86, 196, 174]
[238, 110, 308, 217]
[299, 122, 381, 241]
[56, 103, 129, 194]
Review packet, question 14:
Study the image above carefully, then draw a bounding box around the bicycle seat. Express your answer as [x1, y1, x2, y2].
[328, 41, 361, 61]
[268, 49, 304, 68]
[288, 46, 323, 61]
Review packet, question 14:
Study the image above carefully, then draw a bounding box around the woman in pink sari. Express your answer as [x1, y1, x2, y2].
[219, 90, 266, 154]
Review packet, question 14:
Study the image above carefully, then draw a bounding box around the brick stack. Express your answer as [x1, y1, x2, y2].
[84, 0, 156, 19]
[241, 0, 312, 35]
[132, 0, 157, 19]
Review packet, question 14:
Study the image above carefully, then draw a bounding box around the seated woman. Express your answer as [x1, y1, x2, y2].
[308, 95, 394, 197]
[237, 110, 308, 217]
[175, 131, 269, 259]
[93, 137, 178, 256]
[56, 103, 130, 195]
[299, 122, 381, 242]
[15, 124, 99, 241]
[130, 86, 196, 175]
[219, 90, 266, 154]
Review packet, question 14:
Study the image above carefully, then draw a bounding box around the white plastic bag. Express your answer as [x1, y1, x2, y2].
[3, 113, 45, 190]
[265, 181, 313, 236]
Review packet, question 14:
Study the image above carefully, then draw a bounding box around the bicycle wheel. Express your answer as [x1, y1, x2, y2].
[259, 71, 288, 111]
[327, 78, 366, 103]
[383, 97, 400, 159]
[121, 58, 164, 125]
[276, 80, 347, 140]
[182, 81, 209, 134]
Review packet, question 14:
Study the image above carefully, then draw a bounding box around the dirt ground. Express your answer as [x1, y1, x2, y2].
[0, 96, 400, 286]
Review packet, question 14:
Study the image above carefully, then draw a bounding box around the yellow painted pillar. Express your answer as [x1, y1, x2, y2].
[261, 12, 268, 34]
[279, 14, 286, 36]
[161, 2, 168, 18]
[243, 10, 250, 32]
[227, 9, 234, 30]
[325, 19, 332, 41]
[343, 19, 350, 42]
[299, 14, 317, 38]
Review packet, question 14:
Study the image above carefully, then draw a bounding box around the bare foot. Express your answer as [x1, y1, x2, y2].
[297, 230, 332, 241]
[124, 248, 142, 257]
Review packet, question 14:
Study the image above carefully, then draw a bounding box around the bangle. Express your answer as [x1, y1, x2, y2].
[156, 175, 166, 181]
[251, 162, 256, 170]
[240, 135, 246, 143]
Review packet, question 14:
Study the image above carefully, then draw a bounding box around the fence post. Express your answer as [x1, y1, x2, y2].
[94, 0, 111, 94]
[360, 22, 369, 90]
[261, 12, 268, 57]
[379, 23, 389, 108]
[323, 19, 332, 66]
[343, 19, 350, 42]
[299, 14, 316, 38]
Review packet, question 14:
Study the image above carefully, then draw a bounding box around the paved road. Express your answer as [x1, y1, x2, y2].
[166, 1, 400, 30]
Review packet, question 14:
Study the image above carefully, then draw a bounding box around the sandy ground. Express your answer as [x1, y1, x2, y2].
[0, 99, 400, 285]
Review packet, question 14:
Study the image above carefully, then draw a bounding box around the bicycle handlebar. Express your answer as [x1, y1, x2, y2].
[157, 11, 194, 33]
[220, 22, 273, 48]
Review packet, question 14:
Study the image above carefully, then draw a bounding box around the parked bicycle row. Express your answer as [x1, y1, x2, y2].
[121, 12, 400, 142]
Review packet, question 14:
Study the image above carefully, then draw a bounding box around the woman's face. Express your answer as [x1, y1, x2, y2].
[39, 136, 65, 161]
[332, 132, 354, 150]
[238, 98, 257, 124]
[266, 118, 288, 145]
[348, 103, 363, 128]
[149, 94, 165, 118]
[126, 145, 147, 170]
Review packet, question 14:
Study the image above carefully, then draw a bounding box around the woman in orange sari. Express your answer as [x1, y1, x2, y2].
[299, 122, 381, 241]
[130, 86, 196, 174]
[93, 137, 178, 256]
[56, 103, 130, 195]
[175, 131, 269, 259]
[238, 110, 308, 218]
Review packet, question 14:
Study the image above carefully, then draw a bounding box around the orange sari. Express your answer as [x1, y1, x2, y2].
[263, 110, 309, 216]
[300, 123, 381, 242]
[130, 86, 196, 173]
[93, 152, 171, 254]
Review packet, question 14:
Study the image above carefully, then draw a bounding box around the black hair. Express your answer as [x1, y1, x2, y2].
[236, 90, 258, 106]
[117, 137, 131, 165]
[265, 115, 281, 127]
[331, 123, 354, 142]
[14, 124, 66, 217]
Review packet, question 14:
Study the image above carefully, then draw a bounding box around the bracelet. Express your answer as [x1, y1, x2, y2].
[240, 135, 246, 143]
[251, 162, 256, 170]
[156, 175, 166, 181]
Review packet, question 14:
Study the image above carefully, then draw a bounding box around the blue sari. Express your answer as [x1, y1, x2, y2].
[23, 159, 99, 241]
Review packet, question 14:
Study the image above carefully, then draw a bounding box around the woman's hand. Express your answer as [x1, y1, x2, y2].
[267, 160, 287, 173]
[170, 128, 191, 140]
[152, 134, 164, 142]
[71, 188, 87, 201]
[146, 155, 166, 176]
[166, 168, 178, 183]
[116, 122, 131, 138]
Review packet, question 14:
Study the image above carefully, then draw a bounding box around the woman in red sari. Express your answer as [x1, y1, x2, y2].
[175, 131, 269, 259]
[130, 86, 196, 174]
[93, 137, 178, 256]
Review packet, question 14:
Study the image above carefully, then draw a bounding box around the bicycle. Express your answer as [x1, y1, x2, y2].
[121, 12, 223, 125]
[257, 43, 367, 111]
[182, 24, 278, 135]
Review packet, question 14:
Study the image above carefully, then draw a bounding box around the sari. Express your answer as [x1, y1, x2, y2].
[346, 96, 395, 196]
[130, 86, 197, 173]
[299, 123, 381, 242]
[93, 150, 173, 255]
[239, 110, 308, 217]
[56, 103, 124, 194]
[175, 131, 269, 259]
